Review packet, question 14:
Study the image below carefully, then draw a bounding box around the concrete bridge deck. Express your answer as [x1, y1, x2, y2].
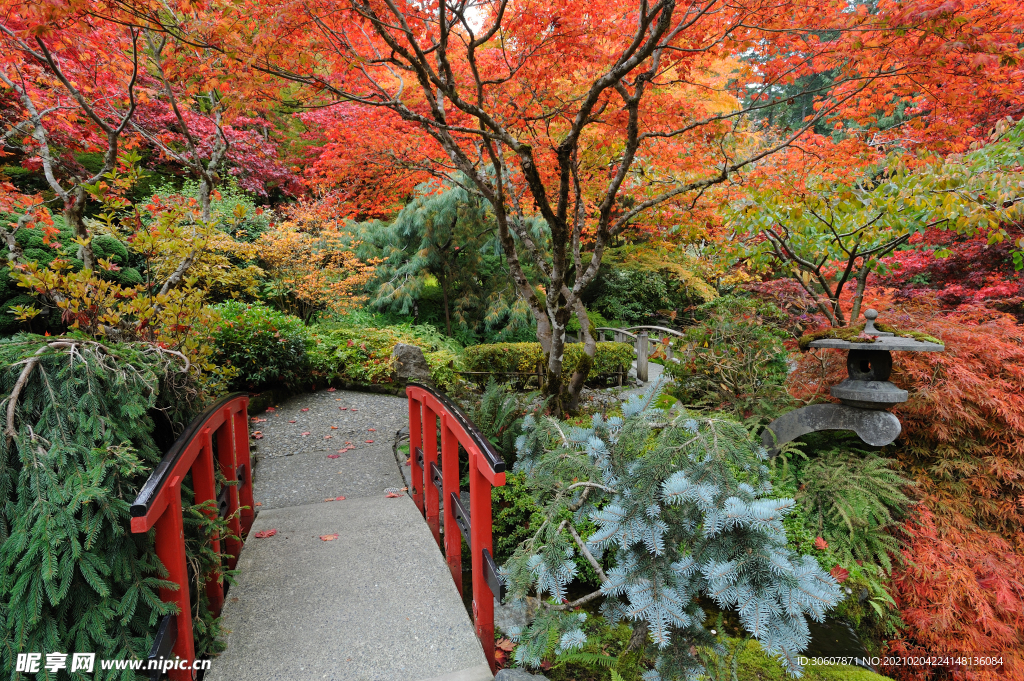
[207, 390, 491, 681]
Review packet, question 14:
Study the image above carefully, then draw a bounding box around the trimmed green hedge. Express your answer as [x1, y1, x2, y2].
[308, 325, 461, 392]
[462, 341, 634, 379]
[208, 301, 311, 390]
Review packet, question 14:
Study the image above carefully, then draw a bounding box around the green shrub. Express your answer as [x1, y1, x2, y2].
[308, 323, 463, 392]
[794, 447, 913, 573]
[0, 213, 142, 334]
[208, 301, 311, 390]
[587, 267, 672, 324]
[0, 335, 231, 673]
[462, 342, 634, 381]
[665, 305, 791, 423]
[567, 309, 610, 335]
[459, 379, 541, 467]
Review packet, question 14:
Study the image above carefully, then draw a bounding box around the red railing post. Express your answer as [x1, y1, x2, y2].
[423, 404, 441, 544]
[405, 385, 506, 672]
[232, 399, 255, 536]
[469, 449, 496, 672]
[409, 395, 424, 513]
[441, 415, 462, 595]
[217, 409, 243, 568]
[191, 429, 225, 616]
[153, 476, 196, 681]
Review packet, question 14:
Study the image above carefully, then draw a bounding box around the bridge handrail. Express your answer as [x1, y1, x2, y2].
[621, 325, 686, 338]
[405, 382, 507, 674]
[594, 326, 637, 340]
[595, 326, 683, 379]
[130, 392, 253, 681]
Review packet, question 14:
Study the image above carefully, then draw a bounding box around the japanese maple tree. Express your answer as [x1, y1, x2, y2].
[163, 0, 1019, 412]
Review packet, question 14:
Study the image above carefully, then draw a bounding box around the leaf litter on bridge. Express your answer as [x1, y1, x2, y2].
[247, 388, 411, 509]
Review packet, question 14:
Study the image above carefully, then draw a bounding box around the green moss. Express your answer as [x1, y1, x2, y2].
[798, 323, 941, 351]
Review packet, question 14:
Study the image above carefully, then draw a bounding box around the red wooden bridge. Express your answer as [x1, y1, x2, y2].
[131, 384, 506, 681]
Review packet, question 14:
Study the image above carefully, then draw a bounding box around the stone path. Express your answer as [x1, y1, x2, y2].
[208, 388, 491, 681]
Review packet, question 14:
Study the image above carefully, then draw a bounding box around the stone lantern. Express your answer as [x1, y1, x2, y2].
[762, 309, 944, 455]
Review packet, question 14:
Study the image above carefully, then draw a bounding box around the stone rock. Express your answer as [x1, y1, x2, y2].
[392, 343, 433, 384]
[494, 669, 548, 681]
[493, 595, 540, 636]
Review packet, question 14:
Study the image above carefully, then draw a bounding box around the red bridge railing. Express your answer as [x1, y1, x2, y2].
[130, 393, 253, 680]
[406, 383, 507, 673]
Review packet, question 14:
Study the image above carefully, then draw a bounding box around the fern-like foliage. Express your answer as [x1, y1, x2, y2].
[502, 382, 842, 680]
[796, 448, 913, 572]
[460, 378, 540, 466]
[0, 334, 230, 677]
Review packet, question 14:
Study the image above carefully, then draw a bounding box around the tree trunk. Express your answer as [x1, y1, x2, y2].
[199, 173, 214, 223]
[65, 186, 96, 271]
[566, 299, 597, 412]
[849, 261, 872, 325]
[546, 317, 567, 414]
[439, 270, 453, 336]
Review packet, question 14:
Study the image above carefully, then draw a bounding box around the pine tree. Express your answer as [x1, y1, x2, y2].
[356, 176, 541, 341]
[0, 334, 229, 679]
[500, 384, 843, 680]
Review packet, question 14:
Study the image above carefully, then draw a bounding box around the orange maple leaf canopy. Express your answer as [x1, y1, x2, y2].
[231, 0, 1022, 239]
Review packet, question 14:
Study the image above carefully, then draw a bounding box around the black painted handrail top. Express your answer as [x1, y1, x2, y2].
[130, 392, 249, 518]
[407, 382, 506, 475]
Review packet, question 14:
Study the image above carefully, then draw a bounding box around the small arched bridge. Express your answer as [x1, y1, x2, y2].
[131, 384, 507, 681]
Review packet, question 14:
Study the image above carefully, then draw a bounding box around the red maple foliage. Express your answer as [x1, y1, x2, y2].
[886, 506, 1024, 681]
[789, 299, 1024, 679]
[876, 227, 1024, 320]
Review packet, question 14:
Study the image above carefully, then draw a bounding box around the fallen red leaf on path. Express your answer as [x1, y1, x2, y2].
[339, 407, 347, 410]
[367, 428, 376, 432]
[301, 408, 310, 412]
[251, 417, 266, 423]
[327, 387, 336, 392]
[385, 492, 403, 498]
[266, 407, 276, 412]
[335, 496, 345, 501]
[350, 408, 358, 411]
[365, 440, 374, 443]
[331, 425, 338, 429]
[289, 420, 297, 423]
[254, 529, 277, 538]
[324, 435, 333, 440]
[328, 454, 340, 459]
[320, 533, 339, 541]
[252, 431, 263, 439]
[301, 431, 311, 436]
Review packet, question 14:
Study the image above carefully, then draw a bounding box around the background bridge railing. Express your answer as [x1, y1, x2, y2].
[596, 325, 684, 381]
[130, 393, 254, 680]
[406, 383, 507, 673]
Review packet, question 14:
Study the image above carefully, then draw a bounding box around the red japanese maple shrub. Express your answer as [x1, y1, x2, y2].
[789, 298, 1024, 680]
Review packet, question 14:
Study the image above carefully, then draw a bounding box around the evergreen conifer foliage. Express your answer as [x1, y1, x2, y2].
[502, 385, 842, 679]
[0, 334, 213, 679]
